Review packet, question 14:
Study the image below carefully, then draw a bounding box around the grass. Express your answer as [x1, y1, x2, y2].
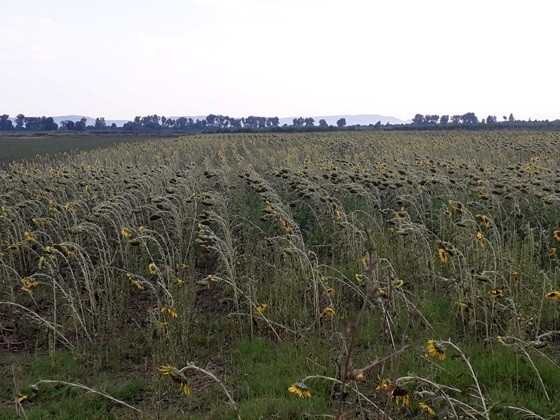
[1, 130, 559, 418]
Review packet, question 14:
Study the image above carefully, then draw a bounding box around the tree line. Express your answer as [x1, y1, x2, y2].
[0, 113, 350, 132]
[411, 112, 519, 125]
[1, 112, 559, 133]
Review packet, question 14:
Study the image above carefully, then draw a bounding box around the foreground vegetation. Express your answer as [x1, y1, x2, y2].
[1, 131, 559, 419]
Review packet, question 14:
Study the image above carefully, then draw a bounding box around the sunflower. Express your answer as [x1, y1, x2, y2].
[323, 306, 336, 317]
[254, 303, 267, 315]
[121, 228, 133, 240]
[376, 379, 390, 391]
[288, 383, 311, 398]
[161, 307, 179, 318]
[489, 289, 504, 299]
[476, 231, 485, 247]
[544, 291, 560, 301]
[159, 365, 191, 397]
[391, 279, 405, 289]
[554, 230, 560, 242]
[148, 262, 158, 274]
[323, 288, 335, 298]
[392, 387, 411, 407]
[360, 255, 369, 268]
[455, 300, 471, 310]
[549, 248, 557, 257]
[20, 277, 40, 294]
[476, 214, 491, 228]
[396, 207, 407, 219]
[172, 278, 185, 287]
[23, 231, 37, 241]
[376, 380, 410, 407]
[427, 340, 446, 361]
[350, 370, 365, 381]
[438, 248, 449, 264]
[419, 402, 436, 416]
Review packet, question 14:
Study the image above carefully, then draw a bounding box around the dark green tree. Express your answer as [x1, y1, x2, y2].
[94, 117, 107, 130]
[0, 114, 13, 130]
[336, 118, 346, 127]
[15, 114, 25, 130]
[412, 114, 425, 124]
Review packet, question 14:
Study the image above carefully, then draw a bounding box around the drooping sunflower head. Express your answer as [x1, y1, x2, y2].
[323, 288, 335, 298]
[544, 291, 560, 301]
[455, 300, 471, 310]
[396, 207, 407, 219]
[476, 213, 491, 228]
[121, 228, 133, 240]
[254, 303, 268, 315]
[288, 382, 311, 398]
[391, 387, 411, 407]
[323, 306, 336, 318]
[476, 231, 485, 247]
[419, 402, 436, 416]
[148, 262, 158, 274]
[438, 248, 448, 264]
[427, 340, 446, 361]
[554, 229, 560, 242]
[489, 289, 505, 299]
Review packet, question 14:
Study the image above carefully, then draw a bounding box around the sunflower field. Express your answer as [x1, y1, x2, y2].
[1, 131, 559, 418]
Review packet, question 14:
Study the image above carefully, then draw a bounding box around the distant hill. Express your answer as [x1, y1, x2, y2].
[278, 114, 408, 126]
[52, 116, 129, 127]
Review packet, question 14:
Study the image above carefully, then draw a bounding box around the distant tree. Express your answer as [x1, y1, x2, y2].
[374, 121, 382, 129]
[122, 121, 135, 131]
[42, 116, 58, 131]
[60, 120, 75, 130]
[336, 118, 346, 128]
[206, 114, 216, 127]
[94, 117, 107, 130]
[15, 114, 25, 130]
[304, 117, 315, 127]
[461, 112, 478, 124]
[508, 113, 515, 122]
[440, 115, 449, 124]
[486, 115, 497, 124]
[267, 117, 280, 127]
[503, 116, 507, 122]
[0, 114, 13, 131]
[425, 115, 439, 124]
[292, 117, 304, 127]
[110, 123, 117, 129]
[451, 115, 462, 124]
[74, 117, 87, 131]
[318, 119, 328, 128]
[412, 114, 425, 124]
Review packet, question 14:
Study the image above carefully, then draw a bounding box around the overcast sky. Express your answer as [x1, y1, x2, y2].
[1, 0, 559, 121]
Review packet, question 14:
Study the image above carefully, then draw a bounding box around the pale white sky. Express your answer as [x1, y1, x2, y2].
[1, 0, 559, 121]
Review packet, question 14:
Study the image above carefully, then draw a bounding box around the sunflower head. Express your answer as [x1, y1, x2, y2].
[254, 303, 268, 315]
[419, 402, 436, 416]
[553, 229, 560, 242]
[323, 306, 336, 318]
[544, 291, 560, 301]
[288, 383, 311, 398]
[427, 340, 446, 361]
[489, 289, 504, 299]
[148, 262, 158, 274]
[438, 248, 449, 264]
[121, 228, 133, 240]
